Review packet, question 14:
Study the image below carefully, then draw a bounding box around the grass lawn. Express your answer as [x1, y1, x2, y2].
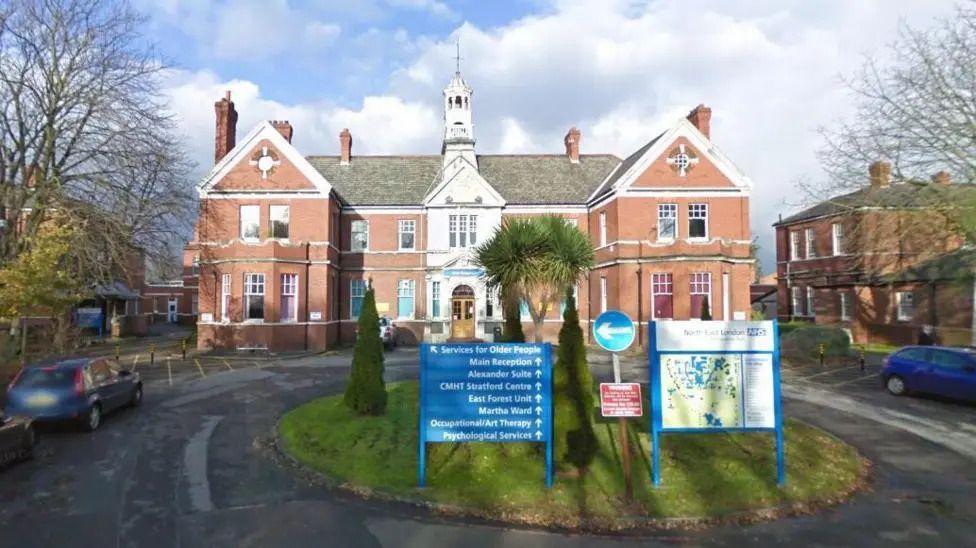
[852, 342, 901, 355]
[280, 382, 867, 529]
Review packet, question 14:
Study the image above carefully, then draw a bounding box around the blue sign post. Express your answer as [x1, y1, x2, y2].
[419, 342, 554, 488]
[592, 310, 636, 353]
[648, 320, 785, 487]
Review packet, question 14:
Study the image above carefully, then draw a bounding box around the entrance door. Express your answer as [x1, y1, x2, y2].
[450, 285, 476, 339]
[167, 298, 178, 323]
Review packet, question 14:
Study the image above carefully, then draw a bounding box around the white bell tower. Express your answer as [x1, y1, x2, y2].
[442, 43, 476, 172]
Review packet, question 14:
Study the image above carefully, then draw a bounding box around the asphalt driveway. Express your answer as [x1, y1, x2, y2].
[0, 347, 974, 547]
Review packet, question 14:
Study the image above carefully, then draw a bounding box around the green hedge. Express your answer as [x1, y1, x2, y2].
[781, 325, 851, 360]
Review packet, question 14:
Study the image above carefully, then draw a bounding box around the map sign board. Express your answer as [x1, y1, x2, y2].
[419, 342, 553, 487]
[649, 320, 784, 486]
[599, 383, 643, 417]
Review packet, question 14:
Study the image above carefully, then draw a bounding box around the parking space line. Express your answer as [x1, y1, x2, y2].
[132, 354, 140, 372]
[167, 357, 173, 386]
[222, 359, 233, 371]
[194, 359, 207, 378]
[797, 365, 861, 381]
[830, 374, 879, 387]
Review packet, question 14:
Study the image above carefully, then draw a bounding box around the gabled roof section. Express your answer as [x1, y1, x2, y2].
[588, 118, 752, 203]
[306, 154, 619, 206]
[775, 182, 976, 226]
[198, 121, 333, 197]
[424, 156, 506, 206]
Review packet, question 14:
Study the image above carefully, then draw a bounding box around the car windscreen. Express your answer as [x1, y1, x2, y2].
[15, 368, 75, 388]
[379, 318, 390, 326]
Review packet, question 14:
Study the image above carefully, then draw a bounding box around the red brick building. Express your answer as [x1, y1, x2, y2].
[191, 72, 755, 351]
[774, 162, 976, 345]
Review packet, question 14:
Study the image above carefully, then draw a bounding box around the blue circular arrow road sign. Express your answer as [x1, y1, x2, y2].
[592, 310, 635, 353]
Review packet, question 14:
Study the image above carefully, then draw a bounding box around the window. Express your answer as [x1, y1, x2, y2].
[652, 273, 673, 319]
[806, 286, 816, 318]
[600, 276, 608, 312]
[398, 219, 416, 250]
[191, 294, 199, 315]
[599, 211, 607, 246]
[431, 281, 441, 318]
[240, 205, 260, 241]
[790, 231, 801, 260]
[688, 204, 708, 239]
[690, 272, 711, 319]
[791, 286, 803, 316]
[350, 279, 366, 319]
[397, 279, 415, 319]
[896, 347, 930, 362]
[563, 218, 578, 228]
[931, 350, 969, 371]
[244, 273, 265, 321]
[280, 273, 298, 322]
[657, 204, 677, 240]
[832, 223, 844, 255]
[270, 205, 289, 239]
[520, 299, 530, 320]
[448, 214, 477, 248]
[350, 220, 369, 251]
[896, 291, 914, 321]
[221, 274, 231, 322]
[805, 228, 816, 258]
[840, 292, 851, 321]
[486, 286, 496, 317]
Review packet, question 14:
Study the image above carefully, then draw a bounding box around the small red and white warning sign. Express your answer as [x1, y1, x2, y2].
[599, 383, 643, 417]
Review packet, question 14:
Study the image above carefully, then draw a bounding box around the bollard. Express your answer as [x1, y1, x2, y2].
[818, 343, 825, 367]
[150, 344, 155, 366]
[859, 350, 866, 373]
[182, 338, 187, 361]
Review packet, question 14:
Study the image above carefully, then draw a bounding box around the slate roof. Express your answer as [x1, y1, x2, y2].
[590, 133, 663, 201]
[306, 154, 621, 206]
[775, 182, 976, 226]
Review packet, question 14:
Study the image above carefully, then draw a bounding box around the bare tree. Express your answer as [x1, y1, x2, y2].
[0, 0, 194, 285]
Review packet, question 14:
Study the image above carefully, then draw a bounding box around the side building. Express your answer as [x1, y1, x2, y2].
[191, 71, 756, 352]
[774, 162, 976, 345]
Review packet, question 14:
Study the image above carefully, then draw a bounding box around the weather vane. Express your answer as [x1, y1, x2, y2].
[454, 36, 463, 72]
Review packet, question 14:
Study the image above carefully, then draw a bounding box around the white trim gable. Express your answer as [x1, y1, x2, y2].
[198, 121, 333, 198]
[588, 118, 752, 204]
[424, 156, 506, 207]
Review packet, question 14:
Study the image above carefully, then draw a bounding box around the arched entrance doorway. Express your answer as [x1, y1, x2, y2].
[451, 285, 476, 339]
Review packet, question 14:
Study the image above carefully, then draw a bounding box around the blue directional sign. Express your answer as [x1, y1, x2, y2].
[419, 342, 553, 488]
[592, 310, 636, 353]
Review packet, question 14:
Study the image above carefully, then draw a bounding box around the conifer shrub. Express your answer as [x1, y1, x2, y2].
[344, 285, 387, 415]
[552, 290, 597, 472]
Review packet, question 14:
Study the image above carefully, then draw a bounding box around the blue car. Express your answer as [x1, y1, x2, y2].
[881, 346, 976, 402]
[4, 358, 142, 431]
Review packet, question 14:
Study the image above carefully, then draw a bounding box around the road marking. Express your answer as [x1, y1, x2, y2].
[132, 354, 140, 372]
[167, 357, 172, 386]
[222, 359, 233, 371]
[194, 359, 207, 378]
[183, 415, 222, 513]
[797, 365, 861, 381]
[830, 374, 880, 387]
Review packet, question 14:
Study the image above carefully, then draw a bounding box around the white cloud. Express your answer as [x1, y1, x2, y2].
[161, 0, 960, 269]
[384, 0, 456, 19]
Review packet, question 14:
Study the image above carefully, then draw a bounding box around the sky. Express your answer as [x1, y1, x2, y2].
[137, 0, 960, 272]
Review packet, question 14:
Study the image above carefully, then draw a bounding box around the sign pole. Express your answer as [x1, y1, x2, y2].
[545, 344, 554, 488]
[649, 322, 661, 487]
[418, 344, 427, 488]
[612, 352, 632, 500]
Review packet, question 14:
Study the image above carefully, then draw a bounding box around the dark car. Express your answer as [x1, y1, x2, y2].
[4, 358, 142, 431]
[881, 346, 976, 402]
[379, 316, 398, 349]
[0, 412, 34, 466]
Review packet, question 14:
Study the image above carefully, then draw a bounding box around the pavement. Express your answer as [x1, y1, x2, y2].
[1, 344, 975, 547]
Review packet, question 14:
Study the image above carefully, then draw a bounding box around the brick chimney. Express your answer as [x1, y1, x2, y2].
[868, 160, 892, 188]
[271, 120, 293, 143]
[214, 90, 238, 164]
[932, 170, 951, 186]
[687, 104, 712, 139]
[564, 127, 581, 163]
[339, 128, 352, 165]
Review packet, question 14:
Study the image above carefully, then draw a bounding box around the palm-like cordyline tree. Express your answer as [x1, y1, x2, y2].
[476, 216, 595, 343]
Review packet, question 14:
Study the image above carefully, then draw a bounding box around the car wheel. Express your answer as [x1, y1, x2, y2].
[84, 404, 102, 432]
[130, 385, 143, 407]
[886, 375, 908, 396]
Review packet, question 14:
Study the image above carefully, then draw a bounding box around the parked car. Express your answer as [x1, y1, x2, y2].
[0, 412, 34, 467]
[379, 316, 398, 349]
[881, 346, 976, 402]
[4, 358, 142, 431]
